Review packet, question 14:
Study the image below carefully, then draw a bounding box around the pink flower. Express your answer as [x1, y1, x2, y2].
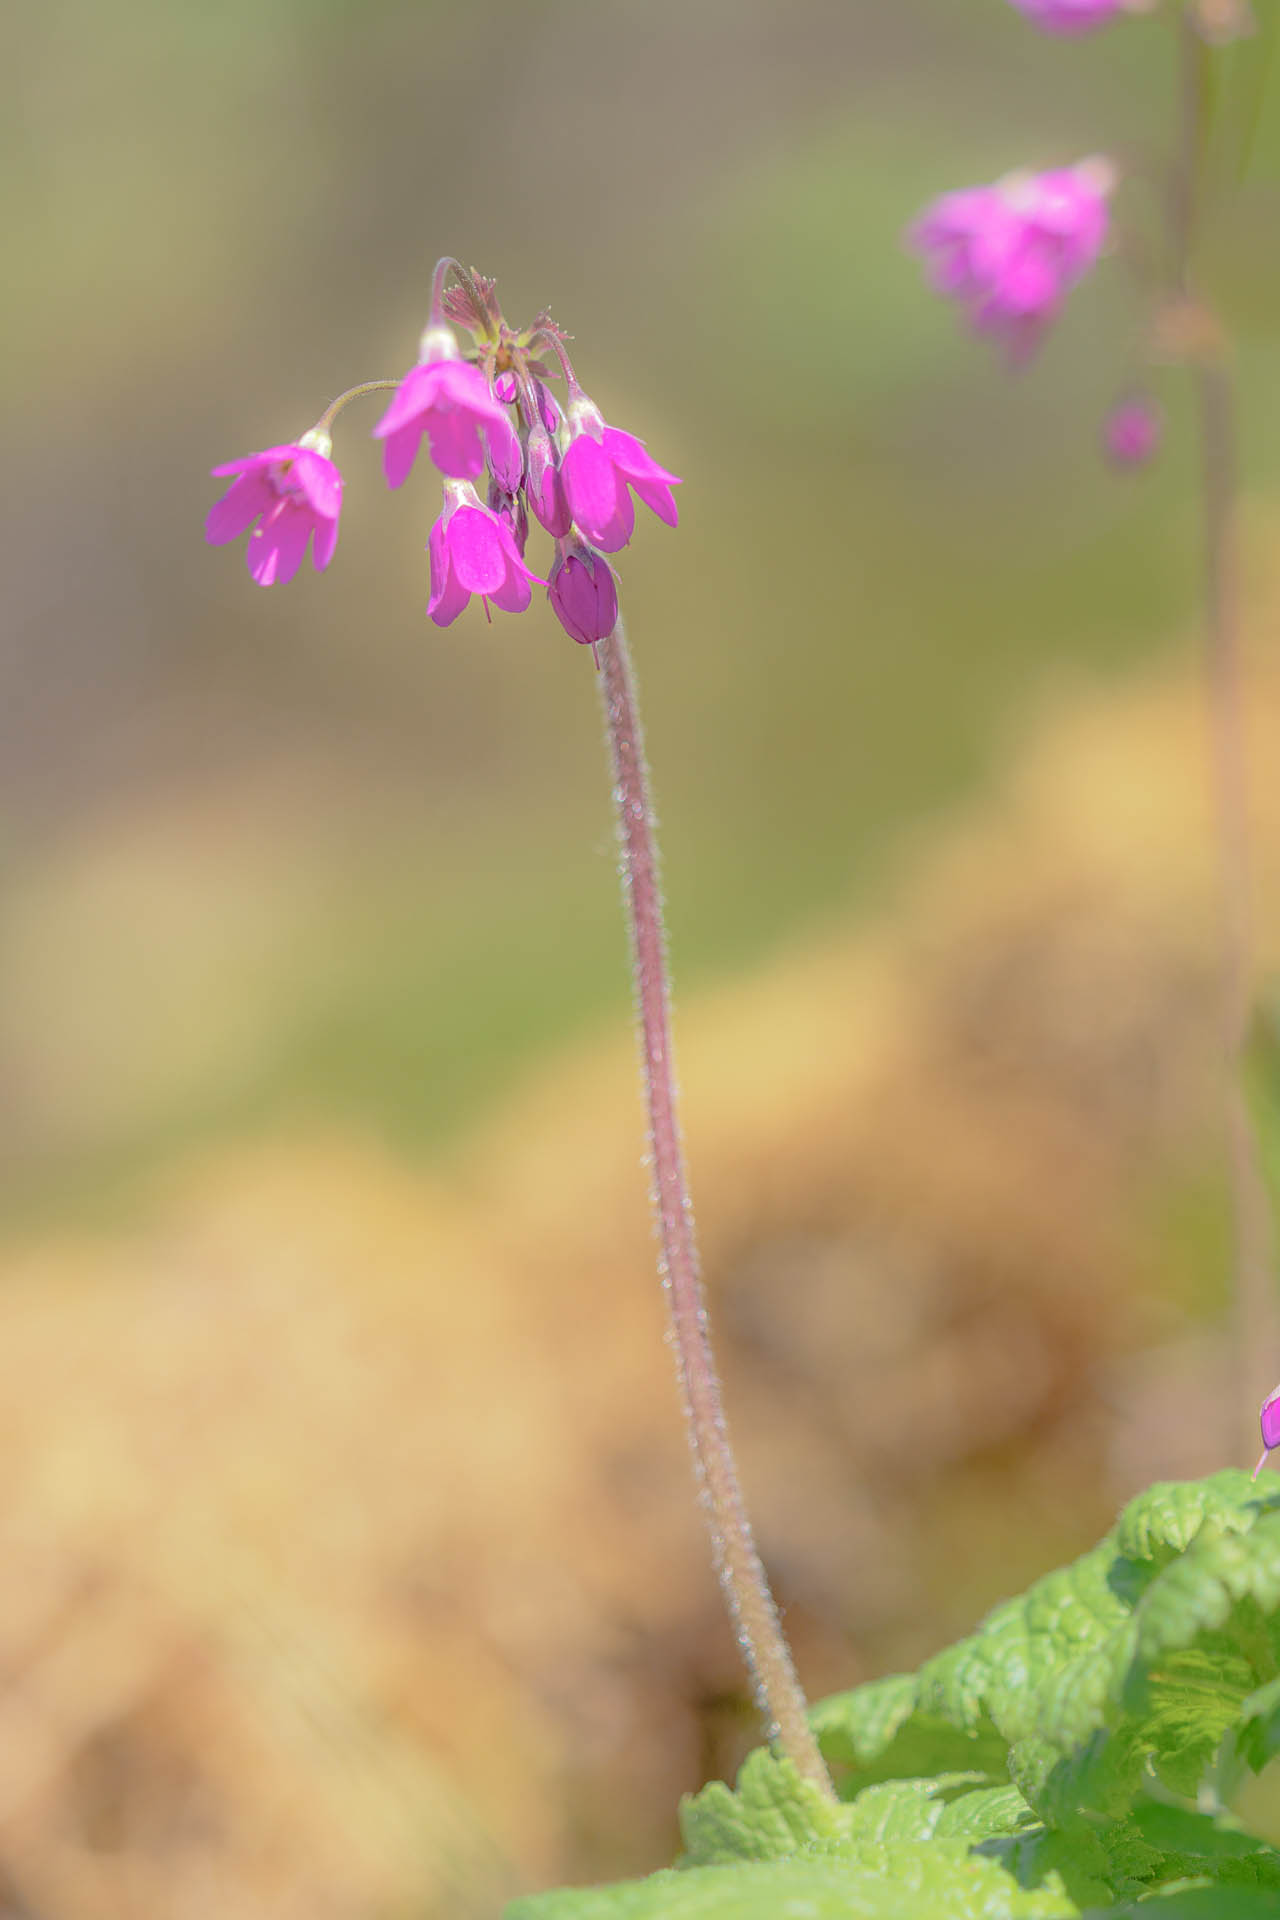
[374, 336, 511, 486]
[1103, 394, 1162, 469]
[427, 481, 543, 627]
[205, 434, 342, 586]
[1008, 0, 1129, 31]
[910, 160, 1113, 362]
[548, 540, 619, 647]
[559, 398, 681, 553]
[1253, 1383, 1280, 1479]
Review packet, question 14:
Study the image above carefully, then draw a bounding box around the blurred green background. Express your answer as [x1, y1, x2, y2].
[4, 3, 1280, 1916]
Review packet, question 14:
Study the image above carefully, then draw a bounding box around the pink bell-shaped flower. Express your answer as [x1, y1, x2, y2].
[559, 397, 681, 553]
[375, 329, 513, 486]
[427, 480, 543, 627]
[205, 432, 342, 586]
[1008, 0, 1131, 32]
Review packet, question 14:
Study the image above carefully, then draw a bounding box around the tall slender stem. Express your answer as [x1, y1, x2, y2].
[1175, 9, 1278, 1455]
[596, 620, 835, 1797]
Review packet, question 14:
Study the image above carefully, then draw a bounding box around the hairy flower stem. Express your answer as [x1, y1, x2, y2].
[597, 621, 835, 1798]
[1176, 11, 1278, 1454]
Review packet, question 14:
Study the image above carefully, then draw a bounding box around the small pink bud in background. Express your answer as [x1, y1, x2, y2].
[560, 396, 681, 552]
[1103, 394, 1162, 470]
[548, 539, 619, 647]
[910, 159, 1113, 363]
[374, 353, 510, 487]
[1253, 1382, 1280, 1479]
[205, 431, 342, 586]
[427, 480, 543, 627]
[1007, 0, 1131, 33]
[526, 423, 572, 537]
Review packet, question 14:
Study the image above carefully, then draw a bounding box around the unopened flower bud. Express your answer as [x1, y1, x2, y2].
[526, 423, 572, 537]
[488, 477, 529, 555]
[548, 540, 619, 647]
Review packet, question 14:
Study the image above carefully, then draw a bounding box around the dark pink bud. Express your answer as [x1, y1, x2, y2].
[1103, 394, 1162, 470]
[494, 371, 518, 403]
[536, 381, 562, 434]
[547, 540, 619, 647]
[526, 423, 572, 537]
[486, 408, 524, 493]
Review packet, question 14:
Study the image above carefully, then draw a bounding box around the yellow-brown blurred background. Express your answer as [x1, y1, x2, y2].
[5, 3, 1280, 1915]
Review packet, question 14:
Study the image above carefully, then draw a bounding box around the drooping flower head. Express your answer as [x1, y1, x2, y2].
[205, 432, 342, 586]
[427, 480, 544, 627]
[1103, 394, 1163, 470]
[1007, 0, 1131, 32]
[548, 539, 620, 649]
[910, 159, 1114, 362]
[207, 259, 681, 651]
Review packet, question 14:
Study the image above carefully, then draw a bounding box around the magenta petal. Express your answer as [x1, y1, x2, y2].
[383, 422, 425, 490]
[486, 566, 534, 615]
[293, 451, 342, 519]
[425, 412, 488, 480]
[312, 512, 340, 571]
[248, 505, 312, 586]
[205, 470, 273, 544]
[373, 365, 442, 440]
[1263, 1391, 1280, 1452]
[485, 411, 524, 492]
[561, 436, 624, 536]
[583, 488, 635, 554]
[629, 475, 679, 528]
[601, 429, 680, 488]
[428, 552, 471, 626]
[447, 508, 508, 594]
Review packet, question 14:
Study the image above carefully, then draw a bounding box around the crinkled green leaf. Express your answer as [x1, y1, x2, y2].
[1125, 1800, 1280, 1887]
[678, 1753, 849, 1866]
[814, 1474, 1280, 1829]
[507, 1840, 1083, 1920]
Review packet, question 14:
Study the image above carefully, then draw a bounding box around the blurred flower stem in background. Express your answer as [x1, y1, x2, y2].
[1172, 2, 1279, 1457]
[598, 619, 835, 1798]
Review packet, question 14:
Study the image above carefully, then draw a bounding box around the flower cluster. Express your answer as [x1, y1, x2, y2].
[909, 159, 1113, 364]
[205, 262, 681, 653]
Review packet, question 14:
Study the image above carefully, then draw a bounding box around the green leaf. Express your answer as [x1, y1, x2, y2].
[814, 1474, 1280, 1828]
[506, 1840, 1083, 1920]
[678, 1753, 850, 1866]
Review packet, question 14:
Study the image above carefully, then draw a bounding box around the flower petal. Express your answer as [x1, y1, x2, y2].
[247, 504, 312, 586]
[382, 422, 425, 490]
[447, 508, 508, 594]
[205, 470, 273, 544]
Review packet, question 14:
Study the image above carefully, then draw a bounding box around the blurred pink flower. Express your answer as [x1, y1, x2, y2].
[1254, 1383, 1280, 1479]
[375, 357, 511, 486]
[548, 540, 619, 647]
[560, 398, 681, 552]
[1103, 394, 1162, 469]
[910, 161, 1113, 362]
[427, 481, 543, 627]
[1008, 0, 1130, 32]
[205, 436, 342, 586]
